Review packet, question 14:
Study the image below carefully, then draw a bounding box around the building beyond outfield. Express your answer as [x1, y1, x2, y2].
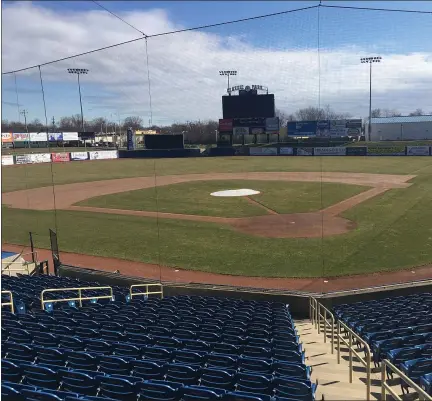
[367, 115, 432, 141]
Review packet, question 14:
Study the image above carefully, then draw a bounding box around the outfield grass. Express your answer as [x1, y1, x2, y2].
[79, 180, 367, 217]
[2, 156, 432, 278]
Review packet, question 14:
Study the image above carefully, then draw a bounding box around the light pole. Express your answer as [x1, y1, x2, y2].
[67, 68, 89, 132]
[360, 56, 381, 141]
[219, 70, 237, 95]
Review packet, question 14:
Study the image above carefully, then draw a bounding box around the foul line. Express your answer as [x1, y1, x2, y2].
[245, 196, 279, 215]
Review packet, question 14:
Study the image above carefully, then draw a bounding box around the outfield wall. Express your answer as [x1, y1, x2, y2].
[1, 150, 118, 166]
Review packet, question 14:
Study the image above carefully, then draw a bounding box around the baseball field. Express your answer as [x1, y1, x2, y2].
[2, 156, 432, 280]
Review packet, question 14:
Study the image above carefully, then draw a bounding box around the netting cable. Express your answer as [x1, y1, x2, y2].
[145, 37, 153, 127]
[38, 65, 59, 236]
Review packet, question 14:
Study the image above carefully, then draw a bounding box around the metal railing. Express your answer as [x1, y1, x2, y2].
[381, 359, 432, 401]
[41, 286, 113, 309]
[309, 296, 318, 329]
[1, 290, 14, 313]
[317, 302, 335, 353]
[130, 283, 164, 299]
[337, 319, 372, 401]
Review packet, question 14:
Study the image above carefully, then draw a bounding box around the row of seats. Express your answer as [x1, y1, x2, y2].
[2, 357, 317, 401]
[2, 340, 307, 378]
[334, 292, 432, 395]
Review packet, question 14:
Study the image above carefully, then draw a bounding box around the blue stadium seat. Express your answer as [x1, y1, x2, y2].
[235, 372, 272, 395]
[99, 355, 131, 376]
[34, 346, 67, 367]
[98, 376, 138, 401]
[58, 369, 99, 396]
[206, 353, 238, 370]
[65, 351, 99, 371]
[137, 381, 179, 401]
[1, 359, 22, 382]
[21, 363, 59, 389]
[131, 360, 165, 380]
[1, 383, 25, 401]
[4, 341, 36, 363]
[421, 373, 432, 396]
[181, 386, 222, 400]
[165, 363, 200, 385]
[200, 368, 235, 390]
[273, 377, 316, 401]
[237, 357, 272, 375]
[400, 358, 432, 391]
[173, 350, 205, 366]
[142, 346, 173, 362]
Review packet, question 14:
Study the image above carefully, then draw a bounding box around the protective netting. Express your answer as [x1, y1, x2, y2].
[2, 3, 432, 293]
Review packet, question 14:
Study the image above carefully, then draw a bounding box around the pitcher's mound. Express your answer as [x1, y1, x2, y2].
[211, 189, 260, 197]
[231, 213, 356, 238]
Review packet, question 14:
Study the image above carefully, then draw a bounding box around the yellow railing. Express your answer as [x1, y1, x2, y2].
[41, 286, 113, 309]
[381, 359, 432, 401]
[1, 291, 14, 313]
[337, 319, 371, 401]
[317, 302, 335, 354]
[130, 283, 164, 299]
[309, 296, 318, 329]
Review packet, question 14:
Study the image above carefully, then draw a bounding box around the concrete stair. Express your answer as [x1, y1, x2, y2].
[295, 319, 385, 400]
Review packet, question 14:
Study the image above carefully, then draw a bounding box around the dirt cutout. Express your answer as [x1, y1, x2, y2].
[3, 172, 414, 238]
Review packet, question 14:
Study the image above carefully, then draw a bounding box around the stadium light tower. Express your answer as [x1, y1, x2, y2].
[67, 68, 89, 131]
[360, 56, 381, 141]
[219, 70, 237, 95]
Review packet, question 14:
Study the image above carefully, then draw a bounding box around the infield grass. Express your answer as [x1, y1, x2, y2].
[78, 180, 367, 217]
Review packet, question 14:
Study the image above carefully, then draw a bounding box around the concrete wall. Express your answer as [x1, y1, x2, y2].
[370, 121, 432, 141]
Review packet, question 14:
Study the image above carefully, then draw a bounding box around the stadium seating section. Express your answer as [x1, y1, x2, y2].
[1, 274, 316, 401]
[334, 293, 432, 395]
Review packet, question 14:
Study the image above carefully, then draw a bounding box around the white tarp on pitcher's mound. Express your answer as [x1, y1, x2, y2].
[211, 189, 260, 197]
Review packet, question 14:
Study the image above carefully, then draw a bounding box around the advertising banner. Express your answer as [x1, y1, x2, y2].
[2, 132, 13, 143]
[218, 119, 233, 132]
[314, 147, 346, 156]
[287, 121, 317, 136]
[52, 153, 70, 163]
[49, 133, 63, 141]
[233, 127, 249, 136]
[15, 155, 31, 165]
[406, 146, 430, 156]
[89, 150, 118, 160]
[367, 146, 405, 156]
[250, 128, 264, 135]
[346, 146, 367, 156]
[1, 155, 14, 166]
[13, 132, 29, 142]
[71, 152, 89, 161]
[29, 132, 48, 142]
[233, 117, 266, 128]
[329, 120, 349, 137]
[127, 128, 135, 151]
[280, 147, 294, 155]
[296, 147, 314, 156]
[29, 153, 51, 164]
[250, 147, 277, 156]
[265, 117, 279, 132]
[63, 132, 79, 141]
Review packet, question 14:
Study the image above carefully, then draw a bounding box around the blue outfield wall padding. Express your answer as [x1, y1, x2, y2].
[208, 147, 237, 156]
[118, 149, 200, 159]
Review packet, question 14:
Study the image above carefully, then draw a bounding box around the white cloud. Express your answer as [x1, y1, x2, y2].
[2, 2, 432, 125]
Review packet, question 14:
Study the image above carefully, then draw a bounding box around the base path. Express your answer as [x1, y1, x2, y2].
[2, 172, 414, 239]
[3, 244, 431, 293]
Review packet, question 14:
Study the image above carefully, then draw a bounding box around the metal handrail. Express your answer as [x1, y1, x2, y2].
[1, 291, 14, 313]
[381, 359, 432, 401]
[336, 319, 371, 401]
[317, 302, 335, 353]
[1, 261, 35, 276]
[41, 286, 113, 309]
[130, 283, 163, 299]
[309, 296, 318, 329]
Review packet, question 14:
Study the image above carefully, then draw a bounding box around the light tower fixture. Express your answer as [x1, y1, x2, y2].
[67, 68, 89, 131]
[219, 70, 237, 95]
[360, 56, 382, 141]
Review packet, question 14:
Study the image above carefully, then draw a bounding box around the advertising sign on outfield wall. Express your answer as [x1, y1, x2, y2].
[63, 132, 79, 141]
[346, 146, 367, 156]
[52, 153, 71, 163]
[13, 132, 29, 141]
[29, 132, 48, 142]
[314, 147, 346, 156]
[297, 147, 313, 156]
[279, 147, 294, 155]
[367, 146, 405, 156]
[2, 155, 14, 165]
[265, 117, 279, 132]
[89, 150, 118, 160]
[49, 133, 63, 141]
[406, 146, 430, 156]
[29, 153, 51, 164]
[250, 147, 277, 156]
[71, 152, 89, 161]
[251, 128, 264, 135]
[15, 155, 31, 164]
[2, 132, 13, 143]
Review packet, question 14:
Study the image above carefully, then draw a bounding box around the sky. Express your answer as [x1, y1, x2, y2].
[1, 0, 432, 126]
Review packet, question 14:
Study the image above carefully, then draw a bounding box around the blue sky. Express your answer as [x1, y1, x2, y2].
[2, 1, 432, 126]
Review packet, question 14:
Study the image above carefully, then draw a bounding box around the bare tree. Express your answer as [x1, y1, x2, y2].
[123, 116, 143, 130]
[409, 108, 424, 116]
